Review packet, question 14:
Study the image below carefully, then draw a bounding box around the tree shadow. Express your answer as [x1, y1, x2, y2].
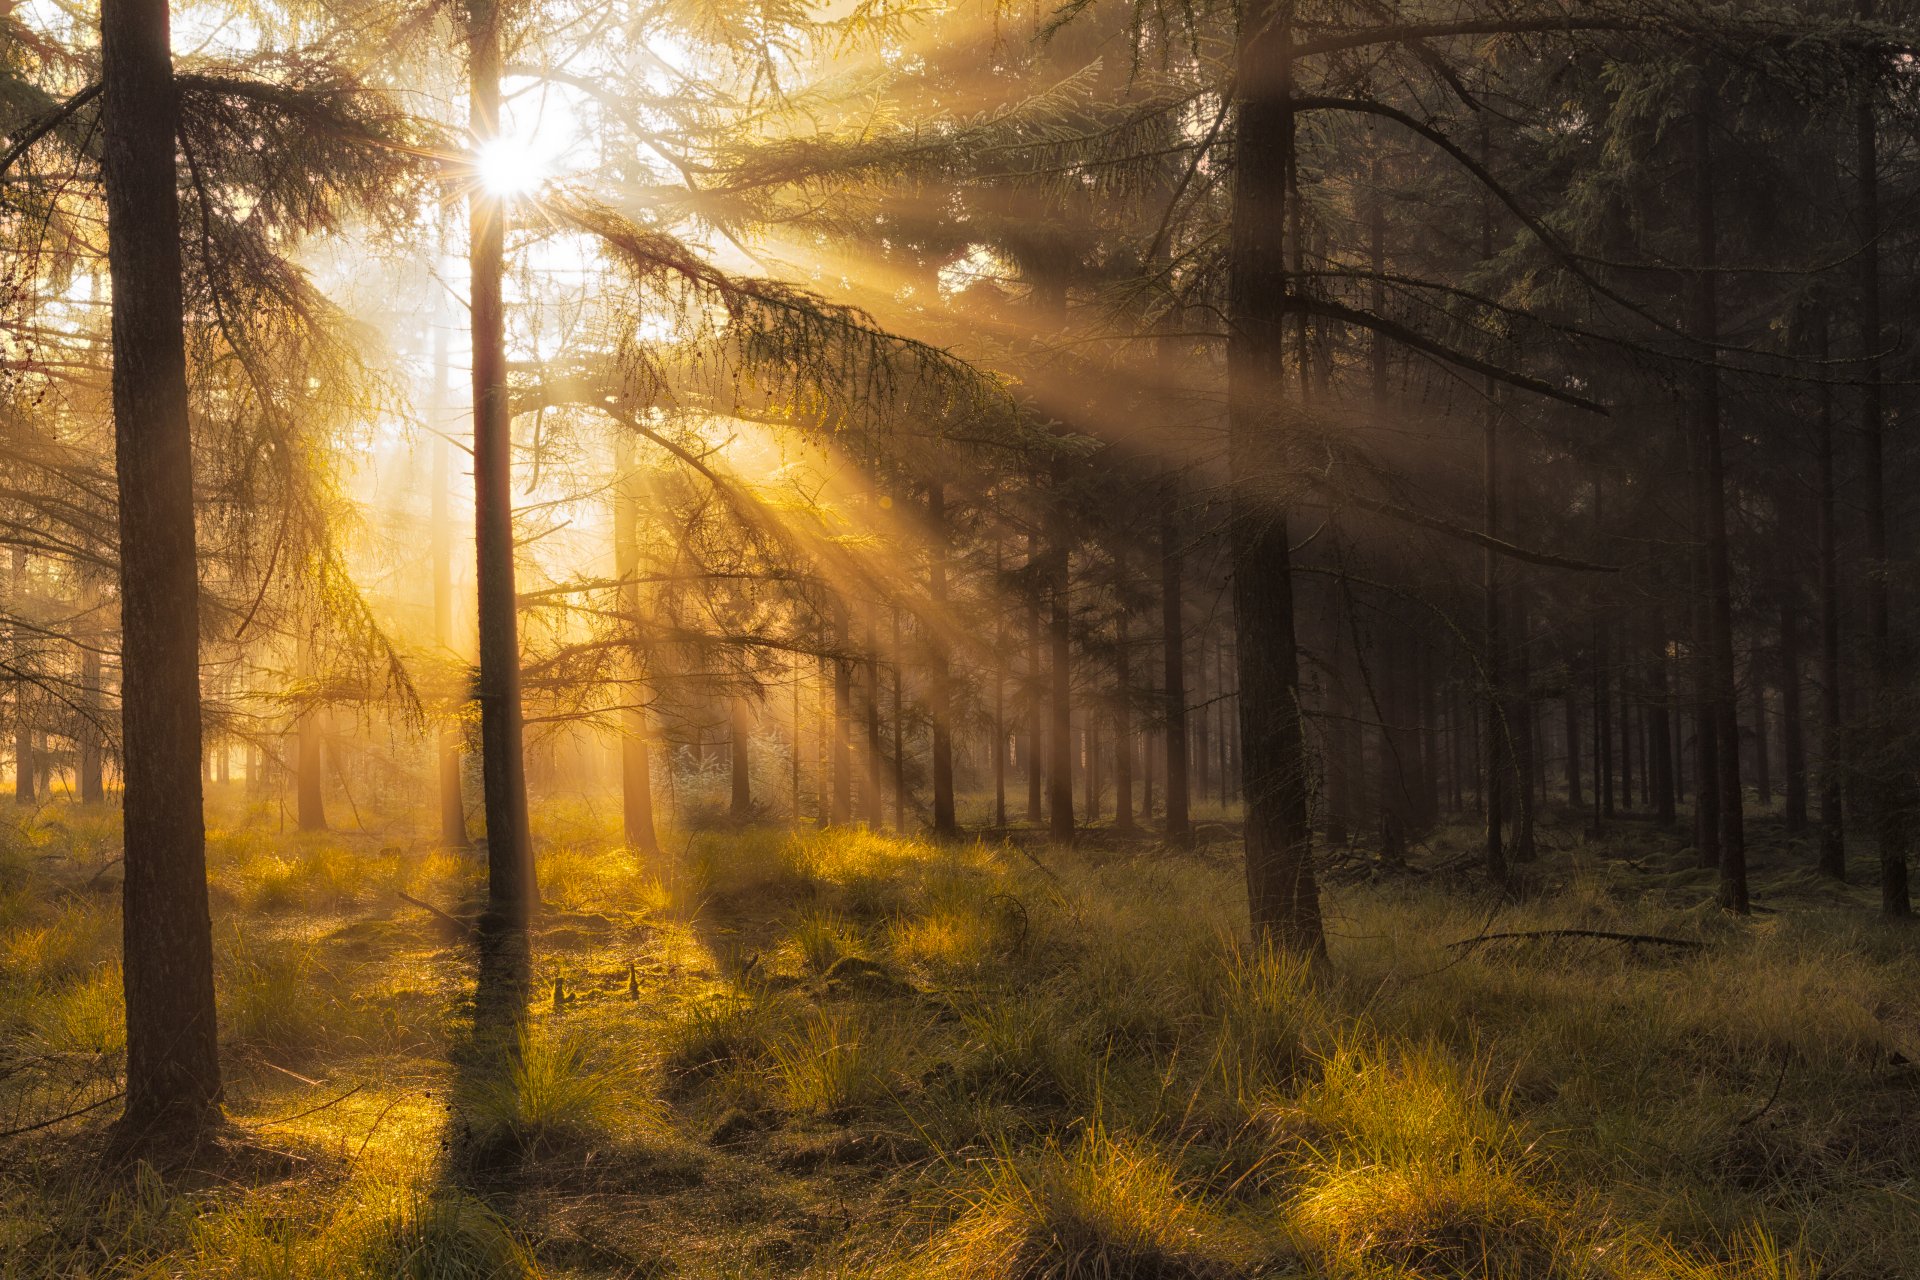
[442, 916, 532, 1189]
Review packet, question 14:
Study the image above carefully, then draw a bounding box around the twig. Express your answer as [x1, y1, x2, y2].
[396, 889, 473, 934]
[1447, 929, 1703, 952]
[0, 1090, 123, 1141]
[240, 1083, 366, 1129]
[1735, 1054, 1791, 1128]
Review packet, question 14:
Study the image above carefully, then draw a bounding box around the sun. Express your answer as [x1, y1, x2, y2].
[475, 136, 549, 198]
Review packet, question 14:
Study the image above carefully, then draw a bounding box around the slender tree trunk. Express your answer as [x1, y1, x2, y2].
[469, 0, 534, 924]
[1650, 652, 1676, 823]
[891, 611, 907, 833]
[11, 547, 30, 805]
[1027, 526, 1045, 825]
[1511, 594, 1536, 860]
[101, 0, 220, 1142]
[928, 483, 956, 836]
[1113, 573, 1137, 832]
[1692, 69, 1747, 912]
[1855, 6, 1907, 914]
[79, 631, 105, 805]
[612, 439, 658, 854]
[1565, 683, 1584, 809]
[1752, 663, 1771, 808]
[831, 599, 852, 824]
[1781, 605, 1809, 832]
[1814, 310, 1846, 878]
[1160, 493, 1190, 844]
[432, 328, 468, 850]
[1048, 463, 1075, 842]
[992, 535, 1007, 828]
[729, 697, 752, 818]
[1227, 3, 1324, 956]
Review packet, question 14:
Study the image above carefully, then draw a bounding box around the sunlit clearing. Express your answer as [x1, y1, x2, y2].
[475, 136, 548, 197]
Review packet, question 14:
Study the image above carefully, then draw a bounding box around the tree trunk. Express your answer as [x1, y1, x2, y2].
[730, 697, 752, 818]
[1692, 69, 1747, 912]
[1565, 683, 1584, 810]
[469, 0, 534, 925]
[928, 483, 956, 835]
[1226, 4, 1324, 957]
[1855, 4, 1908, 914]
[1650, 651, 1676, 823]
[101, 0, 221, 1143]
[1048, 463, 1075, 842]
[1814, 310, 1845, 878]
[1160, 492, 1190, 844]
[831, 598, 852, 824]
[992, 535, 1007, 828]
[1752, 664, 1771, 808]
[432, 328, 468, 850]
[11, 547, 31, 806]
[1027, 526, 1045, 825]
[1113, 570, 1137, 832]
[1780, 605, 1808, 832]
[612, 437, 658, 855]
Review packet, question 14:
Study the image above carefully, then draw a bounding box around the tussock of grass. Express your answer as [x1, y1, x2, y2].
[920, 1126, 1268, 1279]
[464, 1029, 657, 1157]
[768, 1007, 914, 1116]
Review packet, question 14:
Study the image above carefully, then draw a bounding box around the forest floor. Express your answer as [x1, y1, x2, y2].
[2, 796, 1918, 1279]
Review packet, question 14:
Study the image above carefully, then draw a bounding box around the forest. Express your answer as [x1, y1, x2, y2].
[2, 0, 1919, 1275]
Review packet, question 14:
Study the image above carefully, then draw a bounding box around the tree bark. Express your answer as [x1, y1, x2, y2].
[612, 437, 658, 855]
[469, 0, 535, 925]
[1160, 491, 1190, 844]
[1048, 462, 1075, 842]
[1813, 310, 1845, 878]
[928, 483, 956, 835]
[1691, 68, 1747, 912]
[101, 0, 221, 1143]
[1226, 2, 1324, 957]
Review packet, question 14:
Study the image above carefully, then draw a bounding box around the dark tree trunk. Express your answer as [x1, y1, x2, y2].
[1650, 652, 1677, 824]
[1160, 494, 1191, 844]
[613, 439, 657, 855]
[12, 548, 30, 805]
[100, 0, 221, 1143]
[831, 599, 852, 824]
[1855, 6, 1908, 914]
[1781, 605, 1809, 832]
[79, 634, 105, 805]
[469, 0, 534, 924]
[1226, 4, 1324, 956]
[1752, 665, 1772, 808]
[928, 484, 956, 835]
[730, 698, 752, 819]
[1511, 594, 1536, 860]
[1691, 70, 1747, 912]
[992, 535, 1007, 828]
[1048, 464, 1075, 842]
[1565, 683, 1584, 810]
[1814, 311, 1845, 878]
[1027, 526, 1045, 825]
[1113, 570, 1137, 832]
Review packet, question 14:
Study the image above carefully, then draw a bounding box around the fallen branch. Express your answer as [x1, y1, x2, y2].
[0, 1090, 124, 1141]
[395, 889, 473, 934]
[1447, 929, 1703, 952]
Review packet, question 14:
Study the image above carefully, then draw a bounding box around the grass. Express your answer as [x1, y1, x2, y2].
[1, 797, 1916, 1279]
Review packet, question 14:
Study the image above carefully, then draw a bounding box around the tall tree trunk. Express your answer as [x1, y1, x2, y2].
[1113, 571, 1137, 832]
[1565, 683, 1584, 809]
[831, 598, 852, 824]
[1160, 492, 1191, 844]
[295, 638, 327, 832]
[1650, 650, 1676, 823]
[1781, 605, 1809, 832]
[1027, 526, 1045, 825]
[469, 0, 534, 924]
[1692, 69, 1747, 912]
[79, 628, 105, 805]
[1227, 3, 1324, 956]
[891, 610, 907, 832]
[730, 697, 752, 818]
[1511, 594, 1536, 860]
[1752, 663, 1771, 807]
[612, 438, 658, 855]
[1855, 5, 1908, 914]
[1814, 309, 1845, 878]
[928, 483, 956, 836]
[992, 535, 1007, 828]
[100, 0, 220, 1143]
[1048, 462, 1075, 842]
[12, 547, 31, 805]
